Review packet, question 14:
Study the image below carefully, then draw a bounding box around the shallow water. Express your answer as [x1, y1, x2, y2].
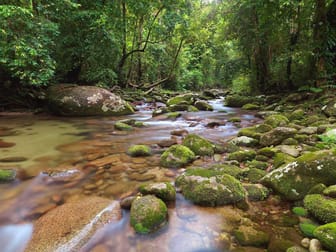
[0, 101, 302, 251]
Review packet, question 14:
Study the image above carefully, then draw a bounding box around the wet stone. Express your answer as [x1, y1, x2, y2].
[128, 173, 156, 182]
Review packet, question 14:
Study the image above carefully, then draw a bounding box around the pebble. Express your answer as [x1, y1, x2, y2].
[309, 239, 322, 252]
[301, 238, 310, 248]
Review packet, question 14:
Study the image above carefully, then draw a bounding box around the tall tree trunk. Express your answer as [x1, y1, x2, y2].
[286, 2, 301, 90]
[136, 16, 144, 84]
[312, 0, 327, 86]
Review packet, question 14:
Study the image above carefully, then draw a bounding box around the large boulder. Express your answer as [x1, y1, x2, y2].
[261, 151, 336, 200]
[160, 145, 195, 168]
[130, 195, 168, 234]
[322, 100, 336, 117]
[182, 134, 215, 156]
[175, 169, 245, 206]
[47, 85, 134, 116]
[166, 93, 196, 106]
[224, 95, 255, 107]
[260, 127, 297, 146]
[264, 114, 289, 128]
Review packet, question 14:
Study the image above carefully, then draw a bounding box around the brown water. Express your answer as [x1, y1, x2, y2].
[0, 100, 303, 252]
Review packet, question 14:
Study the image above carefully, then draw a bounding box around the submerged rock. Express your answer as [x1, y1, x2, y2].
[234, 225, 270, 247]
[47, 85, 134, 116]
[139, 182, 176, 201]
[261, 150, 336, 200]
[130, 195, 168, 234]
[0, 169, 16, 182]
[194, 100, 213, 111]
[127, 145, 152, 157]
[175, 169, 245, 206]
[182, 134, 215, 156]
[160, 145, 195, 168]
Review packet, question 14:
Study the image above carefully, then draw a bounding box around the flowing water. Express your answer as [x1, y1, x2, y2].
[0, 99, 303, 252]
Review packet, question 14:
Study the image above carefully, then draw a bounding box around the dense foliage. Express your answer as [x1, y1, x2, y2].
[0, 0, 335, 95]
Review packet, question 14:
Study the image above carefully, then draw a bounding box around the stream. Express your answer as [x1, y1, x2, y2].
[0, 99, 303, 252]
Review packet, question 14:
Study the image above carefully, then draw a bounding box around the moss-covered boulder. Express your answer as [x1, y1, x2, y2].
[168, 104, 190, 112]
[229, 136, 259, 147]
[182, 134, 215, 156]
[160, 145, 195, 168]
[208, 164, 245, 178]
[242, 103, 260, 110]
[175, 171, 245, 206]
[260, 127, 297, 146]
[227, 150, 256, 162]
[234, 225, 270, 247]
[289, 109, 305, 121]
[47, 85, 134, 116]
[224, 95, 255, 107]
[322, 100, 336, 117]
[261, 151, 336, 200]
[257, 147, 277, 158]
[166, 93, 196, 106]
[246, 168, 267, 183]
[314, 222, 336, 252]
[127, 145, 152, 157]
[194, 100, 213, 111]
[238, 124, 273, 140]
[304, 194, 336, 223]
[244, 184, 270, 201]
[264, 114, 289, 128]
[286, 246, 309, 252]
[299, 221, 319, 238]
[323, 185, 336, 198]
[130, 195, 168, 234]
[0, 169, 16, 182]
[139, 182, 176, 202]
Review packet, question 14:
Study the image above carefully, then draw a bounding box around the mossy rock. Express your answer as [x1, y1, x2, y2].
[228, 117, 242, 123]
[0, 169, 16, 182]
[139, 182, 176, 201]
[282, 138, 299, 145]
[127, 145, 152, 157]
[194, 100, 213, 111]
[234, 225, 270, 247]
[264, 114, 289, 128]
[288, 109, 305, 121]
[160, 145, 195, 168]
[261, 150, 336, 201]
[114, 121, 133, 131]
[166, 112, 182, 119]
[169, 104, 189, 112]
[175, 173, 245, 206]
[224, 95, 255, 107]
[229, 136, 258, 147]
[255, 155, 269, 162]
[246, 168, 267, 183]
[182, 134, 215, 156]
[260, 127, 297, 146]
[314, 222, 336, 252]
[152, 107, 169, 117]
[197, 164, 244, 179]
[166, 93, 196, 106]
[227, 150, 256, 162]
[244, 184, 270, 201]
[304, 194, 336, 223]
[299, 222, 319, 238]
[130, 195, 168, 234]
[307, 183, 327, 194]
[292, 207, 308, 217]
[257, 147, 277, 158]
[286, 246, 309, 252]
[323, 185, 336, 198]
[242, 103, 260, 110]
[187, 105, 199, 112]
[247, 160, 269, 170]
[273, 152, 295, 169]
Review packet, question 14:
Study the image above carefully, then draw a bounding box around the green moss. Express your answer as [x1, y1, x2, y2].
[0, 169, 16, 182]
[130, 195, 168, 234]
[187, 105, 199, 112]
[166, 112, 182, 119]
[166, 93, 195, 106]
[299, 222, 318, 238]
[286, 246, 309, 252]
[257, 147, 277, 158]
[246, 168, 267, 183]
[247, 160, 268, 170]
[238, 127, 262, 140]
[242, 103, 260, 110]
[244, 184, 269, 201]
[182, 134, 215, 156]
[194, 101, 213, 111]
[304, 194, 336, 223]
[227, 150, 256, 162]
[228, 117, 242, 123]
[169, 104, 189, 112]
[314, 222, 336, 251]
[264, 114, 289, 128]
[234, 225, 270, 247]
[224, 95, 254, 107]
[288, 109, 305, 121]
[273, 152, 295, 168]
[255, 155, 269, 162]
[127, 145, 152, 157]
[114, 121, 133, 131]
[292, 207, 308, 217]
[282, 138, 299, 145]
[323, 185, 336, 197]
[160, 145, 195, 168]
[307, 183, 327, 194]
[208, 164, 245, 178]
